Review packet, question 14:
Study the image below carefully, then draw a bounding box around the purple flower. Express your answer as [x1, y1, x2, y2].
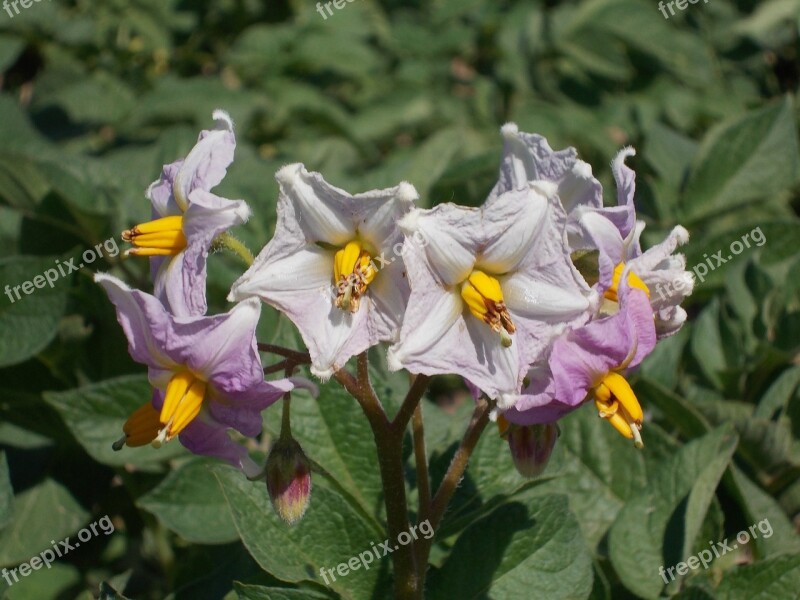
[387, 186, 594, 407]
[504, 281, 656, 447]
[96, 273, 313, 471]
[122, 110, 251, 317]
[228, 164, 418, 379]
[578, 149, 693, 337]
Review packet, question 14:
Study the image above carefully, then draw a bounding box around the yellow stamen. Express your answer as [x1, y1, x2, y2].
[604, 262, 650, 303]
[122, 215, 187, 257]
[460, 270, 515, 347]
[333, 240, 377, 313]
[113, 402, 162, 450]
[592, 372, 644, 448]
[157, 370, 206, 443]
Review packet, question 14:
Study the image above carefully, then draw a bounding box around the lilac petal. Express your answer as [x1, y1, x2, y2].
[147, 161, 183, 218]
[207, 379, 291, 438]
[618, 283, 657, 368]
[178, 413, 258, 473]
[173, 110, 237, 211]
[94, 273, 177, 371]
[167, 189, 251, 317]
[577, 210, 625, 291]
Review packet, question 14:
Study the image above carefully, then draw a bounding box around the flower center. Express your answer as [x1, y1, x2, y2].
[122, 215, 187, 257]
[154, 370, 207, 447]
[604, 262, 650, 303]
[113, 402, 162, 450]
[592, 371, 644, 448]
[333, 240, 377, 313]
[460, 270, 515, 347]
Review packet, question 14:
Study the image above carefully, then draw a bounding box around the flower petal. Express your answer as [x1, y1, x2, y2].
[173, 110, 237, 211]
[275, 163, 355, 246]
[94, 273, 177, 371]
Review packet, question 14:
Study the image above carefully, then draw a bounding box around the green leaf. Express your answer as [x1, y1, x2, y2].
[214, 466, 386, 600]
[138, 458, 239, 545]
[0, 255, 70, 368]
[427, 494, 594, 600]
[716, 554, 800, 600]
[726, 465, 800, 558]
[681, 98, 800, 222]
[234, 583, 332, 600]
[0, 561, 81, 600]
[0, 479, 89, 566]
[755, 365, 800, 418]
[43, 374, 185, 468]
[608, 426, 738, 599]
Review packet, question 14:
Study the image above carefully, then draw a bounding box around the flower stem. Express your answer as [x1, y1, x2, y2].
[412, 403, 430, 522]
[413, 397, 491, 594]
[214, 232, 254, 266]
[334, 356, 421, 599]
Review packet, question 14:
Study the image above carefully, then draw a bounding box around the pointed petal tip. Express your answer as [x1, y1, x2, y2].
[211, 109, 234, 132]
[672, 225, 689, 245]
[396, 181, 419, 204]
[500, 122, 520, 139]
[310, 364, 334, 381]
[386, 348, 404, 372]
[275, 163, 304, 187]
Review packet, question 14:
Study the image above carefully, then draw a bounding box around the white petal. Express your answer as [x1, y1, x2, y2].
[275, 163, 354, 246]
[399, 205, 477, 286]
[502, 272, 590, 319]
[479, 187, 548, 274]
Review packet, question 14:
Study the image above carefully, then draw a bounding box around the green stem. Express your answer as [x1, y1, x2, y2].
[413, 397, 492, 596]
[412, 402, 431, 523]
[215, 232, 254, 267]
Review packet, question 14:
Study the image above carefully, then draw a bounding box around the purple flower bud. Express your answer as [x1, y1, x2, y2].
[505, 420, 558, 478]
[265, 438, 312, 525]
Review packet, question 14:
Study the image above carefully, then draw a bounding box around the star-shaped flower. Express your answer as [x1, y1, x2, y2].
[96, 273, 312, 470]
[228, 164, 418, 379]
[388, 185, 595, 407]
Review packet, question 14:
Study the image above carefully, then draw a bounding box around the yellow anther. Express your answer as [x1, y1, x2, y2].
[604, 262, 650, 303]
[333, 240, 376, 312]
[592, 371, 644, 448]
[113, 402, 162, 450]
[122, 215, 187, 257]
[157, 370, 206, 443]
[460, 270, 515, 347]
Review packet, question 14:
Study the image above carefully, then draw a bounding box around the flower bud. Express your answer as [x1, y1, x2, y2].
[265, 437, 312, 525]
[502, 418, 558, 478]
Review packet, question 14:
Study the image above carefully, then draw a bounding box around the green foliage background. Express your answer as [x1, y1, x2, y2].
[0, 0, 799, 598]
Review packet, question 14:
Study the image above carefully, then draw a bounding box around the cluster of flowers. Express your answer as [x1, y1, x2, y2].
[100, 112, 693, 492]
